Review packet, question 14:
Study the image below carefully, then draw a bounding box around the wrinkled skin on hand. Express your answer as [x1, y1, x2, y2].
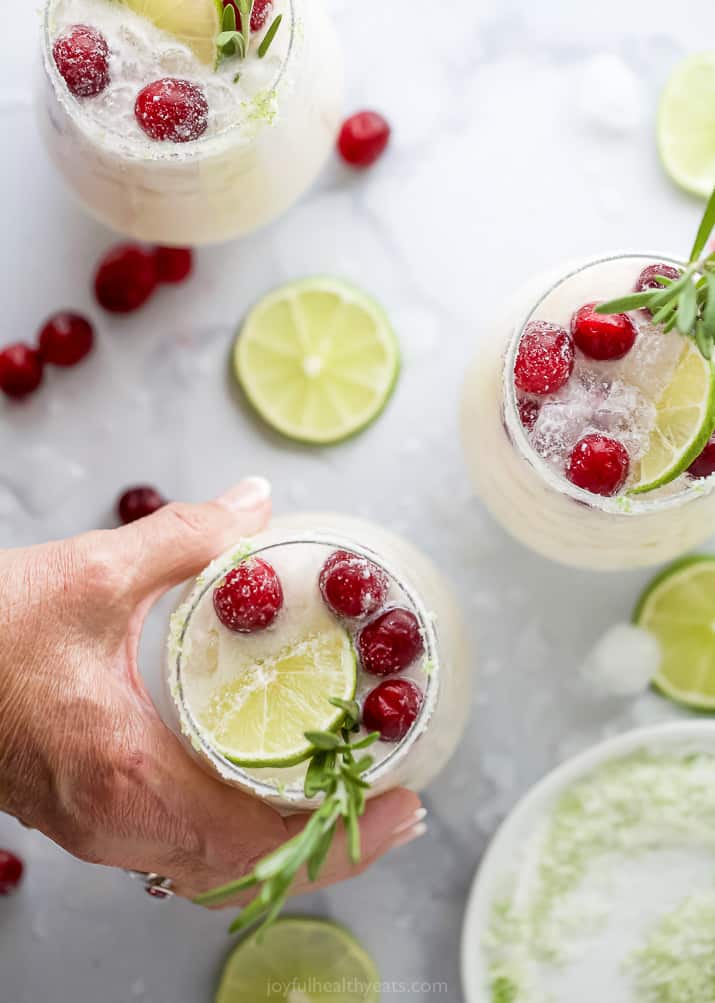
[0, 480, 422, 904]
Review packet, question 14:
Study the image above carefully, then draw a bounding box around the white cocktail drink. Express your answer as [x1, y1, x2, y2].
[462, 254, 715, 571]
[39, 0, 343, 244]
[167, 514, 471, 810]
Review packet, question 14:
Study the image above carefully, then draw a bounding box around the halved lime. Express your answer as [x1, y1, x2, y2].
[216, 918, 380, 1003]
[658, 53, 715, 198]
[234, 278, 400, 445]
[634, 555, 715, 710]
[116, 0, 223, 66]
[196, 624, 357, 767]
[630, 341, 715, 494]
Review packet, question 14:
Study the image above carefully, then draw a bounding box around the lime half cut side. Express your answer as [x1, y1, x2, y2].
[630, 342, 715, 494]
[115, 0, 223, 65]
[195, 623, 357, 768]
[658, 53, 715, 198]
[634, 556, 715, 710]
[216, 918, 380, 1003]
[234, 277, 401, 445]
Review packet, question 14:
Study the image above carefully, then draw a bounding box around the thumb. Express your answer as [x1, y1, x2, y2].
[118, 478, 272, 599]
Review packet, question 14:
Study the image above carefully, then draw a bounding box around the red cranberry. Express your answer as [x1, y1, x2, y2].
[53, 25, 110, 98]
[363, 679, 423, 743]
[225, 0, 273, 31]
[118, 486, 167, 525]
[319, 550, 389, 620]
[338, 111, 391, 168]
[0, 344, 43, 399]
[94, 244, 158, 313]
[38, 312, 94, 367]
[688, 433, 715, 479]
[571, 302, 637, 361]
[514, 321, 574, 395]
[518, 398, 540, 431]
[214, 558, 284, 633]
[358, 607, 424, 677]
[0, 850, 24, 896]
[135, 79, 209, 143]
[155, 247, 193, 284]
[634, 263, 683, 319]
[567, 434, 630, 497]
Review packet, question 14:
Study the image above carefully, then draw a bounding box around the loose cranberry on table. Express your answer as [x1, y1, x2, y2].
[95, 244, 158, 313]
[514, 321, 574, 395]
[358, 607, 424, 677]
[319, 550, 389, 620]
[135, 79, 209, 144]
[38, 312, 94, 367]
[566, 433, 630, 497]
[53, 24, 110, 99]
[338, 111, 391, 168]
[118, 486, 167, 525]
[571, 302, 637, 361]
[214, 558, 284, 633]
[687, 433, 715, 479]
[0, 344, 43, 400]
[362, 679, 423, 743]
[155, 247, 194, 284]
[225, 0, 273, 31]
[0, 850, 24, 896]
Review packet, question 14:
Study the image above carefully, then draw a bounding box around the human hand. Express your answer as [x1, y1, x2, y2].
[0, 479, 424, 903]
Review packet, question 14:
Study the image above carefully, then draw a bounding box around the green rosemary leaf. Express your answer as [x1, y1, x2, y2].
[690, 186, 715, 263]
[329, 697, 361, 728]
[677, 280, 698, 336]
[307, 822, 338, 881]
[258, 14, 283, 58]
[695, 321, 713, 360]
[345, 731, 380, 751]
[305, 730, 341, 750]
[193, 869, 259, 907]
[222, 3, 236, 30]
[595, 292, 655, 314]
[304, 751, 336, 798]
[237, 0, 250, 13]
[704, 274, 715, 339]
[651, 299, 678, 326]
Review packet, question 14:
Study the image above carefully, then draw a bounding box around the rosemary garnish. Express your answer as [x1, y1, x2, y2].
[216, 0, 283, 66]
[597, 186, 715, 360]
[194, 698, 379, 935]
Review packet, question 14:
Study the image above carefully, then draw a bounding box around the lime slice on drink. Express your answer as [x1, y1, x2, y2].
[634, 556, 715, 710]
[234, 278, 400, 445]
[116, 0, 223, 66]
[195, 624, 357, 767]
[658, 53, 715, 198]
[630, 342, 715, 494]
[216, 918, 380, 1003]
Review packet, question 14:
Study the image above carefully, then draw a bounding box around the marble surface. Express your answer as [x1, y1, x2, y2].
[1, 0, 714, 1000]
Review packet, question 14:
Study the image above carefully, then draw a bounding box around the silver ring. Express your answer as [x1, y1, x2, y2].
[127, 870, 175, 901]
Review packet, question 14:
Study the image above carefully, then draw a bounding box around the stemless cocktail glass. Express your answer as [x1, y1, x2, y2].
[166, 514, 471, 810]
[462, 253, 715, 571]
[38, 0, 343, 244]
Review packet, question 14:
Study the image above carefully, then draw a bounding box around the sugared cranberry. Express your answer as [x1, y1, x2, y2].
[94, 244, 158, 313]
[0, 850, 24, 896]
[634, 263, 683, 319]
[571, 302, 637, 361]
[518, 398, 540, 431]
[319, 550, 389, 620]
[135, 78, 208, 143]
[358, 608, 424, 677]
[225, 0, 273, 31]
[38, 312, 94, 367]
[567, 434, 630, 497]
[514, 321, 574, 395]
[338, 111, 391, 168]
[688, 433, 715, 479]
[53, 25, 110, 98]
[363, 679, 423, 743]
[118, 486, 167, 525]
[155, 247, 193, 284]
[214, 558, 284, 633]
[0, 344, 43, 400]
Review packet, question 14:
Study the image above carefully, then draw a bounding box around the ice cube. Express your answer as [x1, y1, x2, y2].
[531, 375, 601, 462]
[617, 319, 684, 400]
[579, 623, 661, 698]
[593, 380, 656, 460]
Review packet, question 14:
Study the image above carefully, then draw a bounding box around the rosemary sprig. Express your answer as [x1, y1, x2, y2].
[597, 187, 715, 360]
[216, 0, 283, 65]
[193, 698, 379, 936]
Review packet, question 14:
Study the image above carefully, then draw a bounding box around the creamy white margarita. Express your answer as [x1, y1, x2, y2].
[39, 0, 344, 243]
[462, 254, 715, 570]
[166, 515, 471, 810]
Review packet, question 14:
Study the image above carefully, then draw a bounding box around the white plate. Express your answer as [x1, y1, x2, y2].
[460, 721, 715, 1003]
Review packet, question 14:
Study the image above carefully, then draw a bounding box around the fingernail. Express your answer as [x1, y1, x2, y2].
[217, 477, 272, 513]
[389, 822, 427, 851]
[390, 807, 427, 839]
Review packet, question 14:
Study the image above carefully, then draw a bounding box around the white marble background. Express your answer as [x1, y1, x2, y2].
[1, 1, 714, 1001]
